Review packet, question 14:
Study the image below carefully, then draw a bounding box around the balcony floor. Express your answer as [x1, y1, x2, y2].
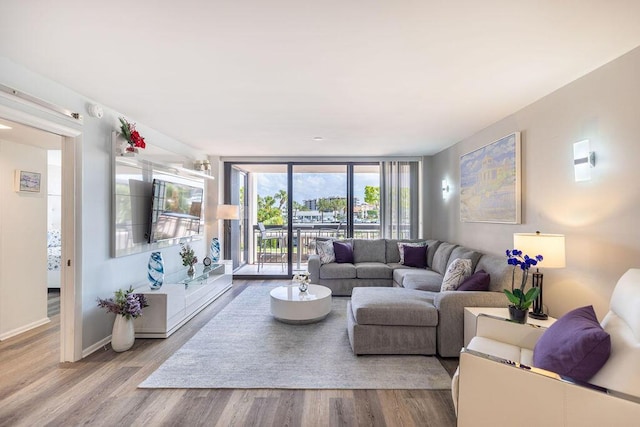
[234, 262, 309, 276]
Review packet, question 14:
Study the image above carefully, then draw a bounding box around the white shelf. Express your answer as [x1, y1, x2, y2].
[133, 261, 232, 338]
[112, 131, 214, 181]
[115, 155, 214, 181]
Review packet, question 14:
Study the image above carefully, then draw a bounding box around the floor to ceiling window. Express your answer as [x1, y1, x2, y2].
[225, 160, 419, 277]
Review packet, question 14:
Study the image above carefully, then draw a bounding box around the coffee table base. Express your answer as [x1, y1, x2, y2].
[269, 284, 332, 324]
[273, 313, 330, 324]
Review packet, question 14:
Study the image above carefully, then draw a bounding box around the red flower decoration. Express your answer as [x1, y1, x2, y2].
[119, 117, 146, 150]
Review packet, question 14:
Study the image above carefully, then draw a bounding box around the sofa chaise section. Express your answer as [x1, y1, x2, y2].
[347, 287, 438, 355]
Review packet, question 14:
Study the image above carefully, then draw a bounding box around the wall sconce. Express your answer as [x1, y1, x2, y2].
[573, 140, 596, 182]
[441, 179, 449, 198]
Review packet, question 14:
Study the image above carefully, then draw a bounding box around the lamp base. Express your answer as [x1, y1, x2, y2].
[529, 311, 548, 320]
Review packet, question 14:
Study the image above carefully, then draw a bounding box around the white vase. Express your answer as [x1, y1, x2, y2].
[111, 315, 135, 352]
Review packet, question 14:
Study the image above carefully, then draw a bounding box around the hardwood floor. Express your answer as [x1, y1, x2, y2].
[0, 280, 459, 426]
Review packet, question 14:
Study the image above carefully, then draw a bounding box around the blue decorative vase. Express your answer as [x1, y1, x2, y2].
[210, 237, 220, 263]
[147, 251, 164, 290]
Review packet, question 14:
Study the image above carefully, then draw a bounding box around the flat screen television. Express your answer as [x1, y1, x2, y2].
[148, 179, 204, 243]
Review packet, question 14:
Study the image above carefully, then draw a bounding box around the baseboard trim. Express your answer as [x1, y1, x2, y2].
[82, 335, 112, 358]
[0, 317, 51, 341]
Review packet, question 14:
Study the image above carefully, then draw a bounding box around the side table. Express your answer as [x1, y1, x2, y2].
[463, 307, 557, 347]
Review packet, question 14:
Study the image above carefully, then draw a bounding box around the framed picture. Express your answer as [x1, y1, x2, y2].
[460, 132, 521, 224]
[14, 170, 42, 193]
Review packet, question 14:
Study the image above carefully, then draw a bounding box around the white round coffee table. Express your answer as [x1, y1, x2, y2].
[270, 284, 332, 324]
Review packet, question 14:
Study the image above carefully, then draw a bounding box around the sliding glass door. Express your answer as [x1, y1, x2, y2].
[225, 160, 418, 278]
[291, 164, 348, 272]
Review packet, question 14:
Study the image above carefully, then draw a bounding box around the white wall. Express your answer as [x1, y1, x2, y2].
[0, 57, 209, 353]
[47, 150, 62, 230]
[428, 46, 640, 319]
[0, 139, 48, 338]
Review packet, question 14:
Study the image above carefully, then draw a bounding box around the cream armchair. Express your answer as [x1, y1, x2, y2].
[454, 268, 640, 427]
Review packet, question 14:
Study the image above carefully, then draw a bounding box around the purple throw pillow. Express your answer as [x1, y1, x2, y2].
[533, 305, 611, 382]
[457, 270, 490, 291]
[333, 241, 354, 263]
[403, 245, 427, 268]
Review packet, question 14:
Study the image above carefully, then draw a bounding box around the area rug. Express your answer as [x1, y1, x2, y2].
[139, 286, 452, 389]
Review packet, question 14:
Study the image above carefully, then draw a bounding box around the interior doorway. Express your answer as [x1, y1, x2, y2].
[0, 117, 60, 337]
[0, 105, 81, 362]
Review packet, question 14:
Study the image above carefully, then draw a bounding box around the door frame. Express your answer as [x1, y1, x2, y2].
[0, 104, 82, 362]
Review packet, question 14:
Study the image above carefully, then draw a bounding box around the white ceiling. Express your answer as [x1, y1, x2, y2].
[1, 1, 640, 157]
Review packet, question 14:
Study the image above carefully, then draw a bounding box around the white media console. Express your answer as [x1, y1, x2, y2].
[133, 261, 232, 338]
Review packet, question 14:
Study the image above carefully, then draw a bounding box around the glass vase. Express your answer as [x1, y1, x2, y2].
[210, 237, 221, 263]
[147, 251, 164, 290]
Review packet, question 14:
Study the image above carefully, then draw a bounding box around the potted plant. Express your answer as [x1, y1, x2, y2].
[180, 243, 198, 276]
[97, 286, 148, 352]
[504, 249, 543, 323]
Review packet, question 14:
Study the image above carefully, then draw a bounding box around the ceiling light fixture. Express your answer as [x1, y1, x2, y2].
[313, 136, 323, 142]
[0, 123, 12, 130]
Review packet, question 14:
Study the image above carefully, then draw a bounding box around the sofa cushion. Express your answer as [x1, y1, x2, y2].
[533, 305, 611, 382]
[441, 258, 472, 291]
[431, 242, 458, 275]
[403, 245, 428, 268]
[457, 270, 491, 291]
[385, 239, 425, 264]
[333, 241, 354, 263]
[319, 262, 356, 279]
[475, 253, 518, 292]
[397, 241, 428, 264]
[394, 268, 443, 292]
[350, 287, 438, 327]
[353, 239, 386, 263]
[425, 240, 442, 268]
[356, 262, 394, 279]
[316, 239, 335, 264]
[447, 246, 483, 272]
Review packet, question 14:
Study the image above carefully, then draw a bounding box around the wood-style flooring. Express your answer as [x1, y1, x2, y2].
[0, 280, 459, 426]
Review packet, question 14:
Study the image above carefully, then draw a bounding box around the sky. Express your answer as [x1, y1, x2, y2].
[257, 173, 379, 204]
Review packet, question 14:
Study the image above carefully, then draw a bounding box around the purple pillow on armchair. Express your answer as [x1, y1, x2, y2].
[533, 305, 611, 382]
[456, 270, 490, 291]
[333, 241, 354, 263]
[402, 245, 427, 268]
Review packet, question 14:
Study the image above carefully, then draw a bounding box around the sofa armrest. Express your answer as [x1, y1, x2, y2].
[433, 291, 508, 357]
[456, 349, 640, 426]
[308, 254, 320, 284]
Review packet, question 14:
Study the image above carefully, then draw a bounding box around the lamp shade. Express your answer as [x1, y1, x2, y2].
[513, 232, 566, 268]
[215, 204, 240, 220]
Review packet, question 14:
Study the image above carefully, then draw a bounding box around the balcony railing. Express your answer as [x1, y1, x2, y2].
[252, 223, 382, 267]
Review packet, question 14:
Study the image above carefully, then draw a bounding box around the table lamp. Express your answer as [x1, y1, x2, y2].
[513, 232, 566, 320]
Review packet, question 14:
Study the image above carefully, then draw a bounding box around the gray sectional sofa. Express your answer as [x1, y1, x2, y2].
[308, 238, 514, 357]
